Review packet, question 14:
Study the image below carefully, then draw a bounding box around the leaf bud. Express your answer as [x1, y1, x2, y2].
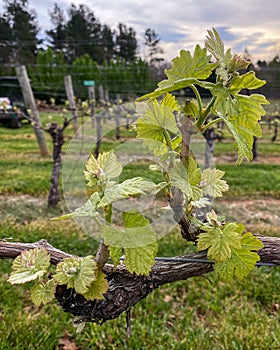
[183, 100, 198, 117]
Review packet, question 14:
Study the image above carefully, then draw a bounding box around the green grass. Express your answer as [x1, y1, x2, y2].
[0, 109, 280, 349]
[5, 110, 277, 204]
[0, 109, 279, 198]
[214, 139, 280, 157]
[0, 217, 279, 349]
[0, 158, 52, 195]
[214, 140, 280, 161]
[219, 163, 280, 198]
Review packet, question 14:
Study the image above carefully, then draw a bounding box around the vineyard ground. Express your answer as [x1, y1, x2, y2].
[0, 110, 279, 349]
[0, 194, 279, 349]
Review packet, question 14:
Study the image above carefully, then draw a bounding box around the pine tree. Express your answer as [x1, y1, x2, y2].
[116, 23, 137, 62]
[46, 3, 67, 54]
[143, 28, 164, 64]
[3, 0, 40, 64]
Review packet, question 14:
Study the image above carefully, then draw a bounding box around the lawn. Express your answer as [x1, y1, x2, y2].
[0, 110, 279, 349]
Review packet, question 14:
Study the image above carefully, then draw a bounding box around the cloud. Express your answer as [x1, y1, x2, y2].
[0, 0, 279, 63]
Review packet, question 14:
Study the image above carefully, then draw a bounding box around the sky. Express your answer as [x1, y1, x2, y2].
[1, 0, 280, 63]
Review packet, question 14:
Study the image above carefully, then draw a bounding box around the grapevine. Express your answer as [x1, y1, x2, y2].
[7, 28, 269, 321]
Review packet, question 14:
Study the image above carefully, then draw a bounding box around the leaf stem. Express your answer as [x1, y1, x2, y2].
[92, 216, 103, 229]
[163, 129, 176, 166]
[201, 117, 223, 132]
[163, 129, 173, 151]
[104, 204, 112, 224]
[190, 84, 202, 118]
[196, 96, 216, 130]
[204, 96, 216, 118]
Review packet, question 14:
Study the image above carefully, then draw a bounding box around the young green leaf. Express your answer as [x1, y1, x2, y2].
[123, 211, 158, 274]
[228, 54, 251, 72]
[108, 246, 123, 269]
[161, 92, 181, 111]
[8, 248, 50, 285]
[205, 28, 232, 65]
[208, 66, 269, 162]
[164, 45, 215, 81]
[205, 28, 234, 83]
[190, 197, 211, 209]
[125, 243, 158, 275]
[103, 212, 158, 275]
[83, 270, 109, 300]
[220, 115, 253, 162]
[187, 156, 202, 186]
[169, 162, 192, 198]
[215, 249, 260, 282]
[201, 168, 229, 197]
[54, 256, 97, 295]
[98, 177, 160, 208]
[84, 151, 123, 187]
[53, 192, 101, 220]
[84, 154, 99, 187]
[104, 212, 158, 248]
[138, 46, 215, 100]
[235, 94, 269, 130]
[30, 279, 56, 306]
[97, 151, 123, 180]
[210, 84, 238, 116]
[197, 222, 244, 262]
[215, 233, 263, 282]
[136, 95, 179, 155]
[240, 232, 264, 251]
[212, 91, 269, 162]
[206, 209, 221, 226]
[229, 71, 266, 95]
[183, 100, 199, 118]
[169, 159, 202, 201]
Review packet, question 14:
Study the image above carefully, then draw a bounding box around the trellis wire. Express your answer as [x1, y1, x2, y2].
[119, 256, 278, 267]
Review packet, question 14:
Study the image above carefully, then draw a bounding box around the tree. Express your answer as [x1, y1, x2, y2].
[1, 28, 278, 333]
[116, 23, 137, 62]
[268, 55, 280, 68]
[257, 60, 267, 68]
[100, 24, 115, 63]
[0, 14, 13, 69]
[46, 3, 116, 65]
[143, 28, 166, 86]
[71, 54, 100, 98]
[28, 47, 68, 100]
[46, 3, 67, 54]
[143, 28, 164, 64]
[65, 4, 97, 62]
[101, 58, 151, 96]
[255, 55, 280, 100]
[3, 0, 40, 64]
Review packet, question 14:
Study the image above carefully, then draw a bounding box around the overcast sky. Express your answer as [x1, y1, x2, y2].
[1, 0, 280, 63]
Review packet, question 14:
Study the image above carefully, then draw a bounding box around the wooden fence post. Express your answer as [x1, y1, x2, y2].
[98, 85, 105, 106]
[88, 85, 95, 128]
[116, 94, 121, 140]
[64, 75, 79, 133]
[16, 66, 49, 156]
[104, 89, 109, 105]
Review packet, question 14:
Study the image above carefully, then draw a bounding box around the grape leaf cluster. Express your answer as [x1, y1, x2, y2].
[8, 28, 268, 308]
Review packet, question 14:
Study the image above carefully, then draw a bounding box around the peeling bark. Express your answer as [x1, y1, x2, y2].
[0, 236, 279, 324]
[169, 115, 197, 242]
